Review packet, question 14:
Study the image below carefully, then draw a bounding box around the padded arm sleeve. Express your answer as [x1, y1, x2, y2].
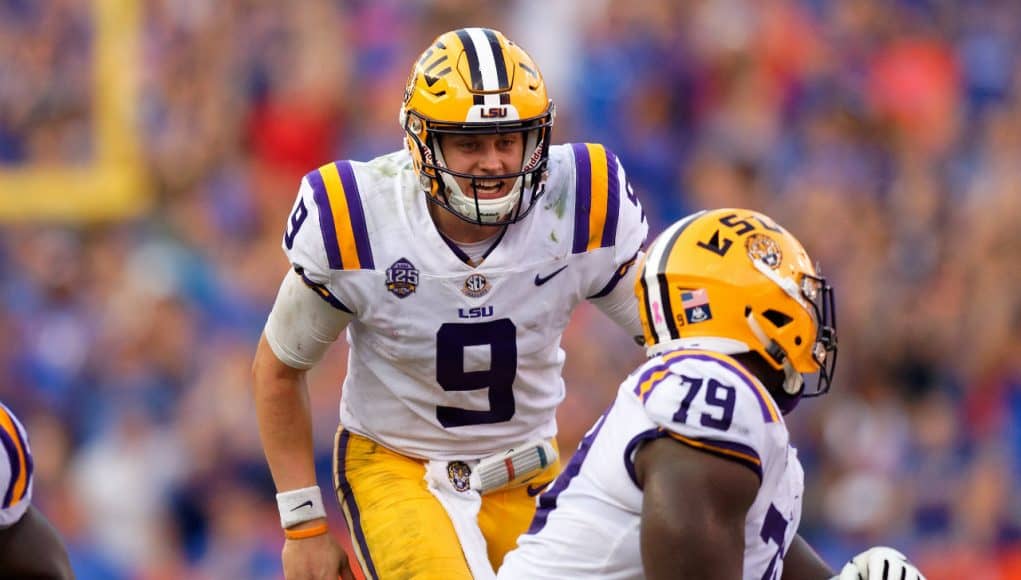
[264, 270, 351, 370]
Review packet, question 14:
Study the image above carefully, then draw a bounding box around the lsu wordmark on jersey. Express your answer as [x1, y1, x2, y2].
[280, 142, 647, 460]
[499, 350, 803, 579]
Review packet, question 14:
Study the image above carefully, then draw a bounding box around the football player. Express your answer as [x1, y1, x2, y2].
[252, 27, 648, 579]
[498, 209, 925, 580]
[0, 402, 73, 579]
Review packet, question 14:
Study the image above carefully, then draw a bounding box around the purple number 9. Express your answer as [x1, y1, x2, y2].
[284, 199, 307, 249]
[435, 319, 517, 428]
[701, 379, 735, 430]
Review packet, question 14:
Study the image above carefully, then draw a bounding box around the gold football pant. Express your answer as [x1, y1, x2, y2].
[333, 427, 561, 580]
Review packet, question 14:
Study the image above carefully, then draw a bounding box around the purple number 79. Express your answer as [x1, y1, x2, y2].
[672, 375, 736, 431]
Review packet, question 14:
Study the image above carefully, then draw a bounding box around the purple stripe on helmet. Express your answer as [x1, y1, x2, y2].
[0, 428, 20, 508]
[528, 402, 614, 535]
[600, 149, 620, 248]
[306, 170, 343, 270]
[336, 162, 375, 270]
[571, 143, 592, 254]
[336, 430, 379, 579]
[9, 414, 30, 505]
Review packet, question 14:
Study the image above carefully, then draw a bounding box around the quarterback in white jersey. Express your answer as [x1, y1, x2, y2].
[252, 28, 647, 579]
[277, 140, 644, 460]
[500, 209, 925, 580]
[0, 402, 72, 578]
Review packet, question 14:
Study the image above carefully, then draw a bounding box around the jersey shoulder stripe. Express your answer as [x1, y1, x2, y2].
[634, 350, 780, 423]
[0, 403, 32, 510]
[667, 431, 763, 481]
[305, 161, 375, 271]
[571, 143, 621, 254]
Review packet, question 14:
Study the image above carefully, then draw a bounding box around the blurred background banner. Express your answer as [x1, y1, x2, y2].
[1, 1, 1019, 579]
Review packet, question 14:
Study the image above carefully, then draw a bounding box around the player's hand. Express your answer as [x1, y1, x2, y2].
[281, 528, 355, 580]
[836, 546, 925, 580]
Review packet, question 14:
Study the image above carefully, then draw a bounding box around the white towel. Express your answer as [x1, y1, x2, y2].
[424, 459, 496, 579]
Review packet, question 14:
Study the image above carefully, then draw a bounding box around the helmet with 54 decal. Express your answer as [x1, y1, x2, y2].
[635, 209, 838, 410]
[399, 28, 555, 225]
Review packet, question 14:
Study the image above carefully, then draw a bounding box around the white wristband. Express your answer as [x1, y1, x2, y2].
[276, 485, 327, 528]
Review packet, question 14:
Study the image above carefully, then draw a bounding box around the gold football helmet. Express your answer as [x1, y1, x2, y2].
[636, 209, 837, 400]
[399, 28, 555, 225]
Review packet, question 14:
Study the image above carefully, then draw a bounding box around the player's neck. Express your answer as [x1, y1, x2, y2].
[429, 203, 504, 243]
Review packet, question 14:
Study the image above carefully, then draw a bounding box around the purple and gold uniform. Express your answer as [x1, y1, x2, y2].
[500, 350, 804, 579]
[261, 26, 651, 580]
[276, 141, 647, 578]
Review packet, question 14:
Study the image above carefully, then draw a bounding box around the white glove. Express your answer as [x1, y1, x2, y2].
[836, 546, 926, 580]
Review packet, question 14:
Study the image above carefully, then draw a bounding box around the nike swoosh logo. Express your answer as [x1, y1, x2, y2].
[526, 482, 552, 497]
[534, 265, 568, 286]
[290, 500, 314, 512]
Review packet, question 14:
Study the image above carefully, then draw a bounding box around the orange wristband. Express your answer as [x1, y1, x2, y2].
[284, 522, 329, 540]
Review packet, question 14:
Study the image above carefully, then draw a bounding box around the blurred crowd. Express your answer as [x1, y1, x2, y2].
[2, 0, 1020, 578]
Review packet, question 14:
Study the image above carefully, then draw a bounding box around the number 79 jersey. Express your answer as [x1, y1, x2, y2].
[500, 349, 804, 580]
[281, 144, 647, 460]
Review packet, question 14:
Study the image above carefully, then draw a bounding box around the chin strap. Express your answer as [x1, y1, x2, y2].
[745, 312, 803, 395]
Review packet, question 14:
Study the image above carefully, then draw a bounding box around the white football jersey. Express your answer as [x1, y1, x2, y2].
[282, 144, 647, 460]
[499, 349, 804, 580]
[0, 402, 34, 528]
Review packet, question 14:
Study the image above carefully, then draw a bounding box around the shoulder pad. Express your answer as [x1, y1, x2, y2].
[570, 143, 622, 254]
[568, 143, 648, 259]
[302, 161, 375, 271]
[634, 350, 783, 481]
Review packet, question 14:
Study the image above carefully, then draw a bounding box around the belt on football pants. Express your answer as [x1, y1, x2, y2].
[440, 438, 559, 495]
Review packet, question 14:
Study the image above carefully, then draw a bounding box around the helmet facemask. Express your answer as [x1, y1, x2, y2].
[746, 261, 838, 406]
[402, 108, 554, 225]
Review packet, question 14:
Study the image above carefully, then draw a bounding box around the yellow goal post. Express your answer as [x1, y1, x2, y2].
[0, 0, 150, 222]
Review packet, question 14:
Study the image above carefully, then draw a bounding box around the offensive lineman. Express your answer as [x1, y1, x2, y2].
[252, 28, 648, 579]
[499, 209, 925, 580]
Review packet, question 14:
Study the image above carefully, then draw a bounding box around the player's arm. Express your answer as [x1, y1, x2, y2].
[781, 534, 834, 580]
[0, 504, 74, 579]
[589, 250, 645, 339]
[634, 436, 758, 580]
[583, 146, 648, 339]
[253, 271, 356, 579]
[253, 269, 350, 504]
[252, 333, 319, 510]
[255, 172, 353, 500]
